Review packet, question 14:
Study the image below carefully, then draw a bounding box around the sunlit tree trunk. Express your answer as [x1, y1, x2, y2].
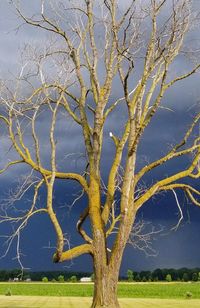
[91, 185, 137, 307]
[91, 265, 120, 308]
[91, 213, 136, 308]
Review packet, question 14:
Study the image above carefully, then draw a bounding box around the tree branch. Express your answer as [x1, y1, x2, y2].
[53, 243, 93, 262]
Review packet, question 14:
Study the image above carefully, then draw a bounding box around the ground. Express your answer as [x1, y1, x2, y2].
[0, 296, 200, 308]
[0, 282, 199, 307]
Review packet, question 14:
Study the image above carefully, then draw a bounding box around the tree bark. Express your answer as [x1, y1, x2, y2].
[91, 264, 120, 308]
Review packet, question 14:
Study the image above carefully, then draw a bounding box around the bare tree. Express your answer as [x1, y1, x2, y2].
[0, 0, 200, 307]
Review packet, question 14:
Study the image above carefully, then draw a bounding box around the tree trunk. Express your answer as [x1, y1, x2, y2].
[91, 211, 137, 307]
[91, 266, 120, 308]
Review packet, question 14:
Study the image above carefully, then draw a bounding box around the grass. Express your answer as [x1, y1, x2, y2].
[0, 296, 200, 308]
[117, 282, 200, 299]
[0, 283, 93, 297]
[0, 282, 200, 299]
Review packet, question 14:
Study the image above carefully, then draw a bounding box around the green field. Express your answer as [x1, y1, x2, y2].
[0, 282, 200, 299]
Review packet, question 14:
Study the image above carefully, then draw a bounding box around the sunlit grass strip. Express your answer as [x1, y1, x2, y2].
[0, 282, 200, 299]
[1, 296, 200, 308]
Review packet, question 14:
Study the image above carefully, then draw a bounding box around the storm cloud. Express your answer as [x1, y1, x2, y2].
[0, 0, 200, 274]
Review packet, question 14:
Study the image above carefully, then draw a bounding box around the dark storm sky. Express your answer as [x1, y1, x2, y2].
[0, 1, 200, 275]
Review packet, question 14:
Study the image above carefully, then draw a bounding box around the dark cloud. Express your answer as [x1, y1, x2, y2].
[0, 1, 200, 274]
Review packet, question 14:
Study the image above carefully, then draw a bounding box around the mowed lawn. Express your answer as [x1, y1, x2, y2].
[0, 282, 200, 298]
[0, 296, 200, 308]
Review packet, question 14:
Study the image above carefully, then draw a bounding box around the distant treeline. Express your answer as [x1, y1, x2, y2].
[125, 268, 200, 282]
[1, 268, 200, 282]
[0, 269, 91, 281]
